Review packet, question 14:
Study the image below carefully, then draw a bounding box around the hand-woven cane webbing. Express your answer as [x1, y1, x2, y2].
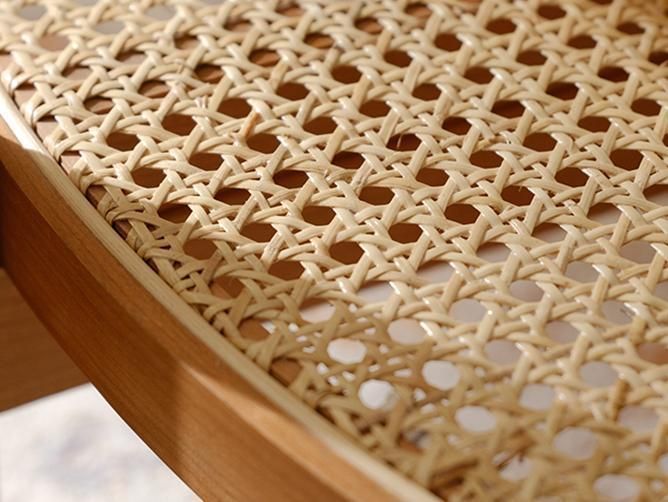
[2, 0, 668, 498]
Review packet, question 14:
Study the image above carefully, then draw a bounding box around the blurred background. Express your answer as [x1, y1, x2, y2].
[0, 384, 199, 502]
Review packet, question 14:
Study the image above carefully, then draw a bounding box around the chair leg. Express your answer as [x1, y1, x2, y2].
[0, 269, 86, 411]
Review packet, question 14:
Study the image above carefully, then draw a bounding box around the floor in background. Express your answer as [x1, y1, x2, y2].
[0, 384, 199, 502]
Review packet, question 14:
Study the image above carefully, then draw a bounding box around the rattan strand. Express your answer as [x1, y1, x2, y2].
[2, 0, 668, 499]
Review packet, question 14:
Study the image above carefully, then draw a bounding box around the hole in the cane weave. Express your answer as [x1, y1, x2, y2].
[218, 98, 251, 118]
[451, 299, 486, 322]
[139, 80, 169, 98]
[190, 152, 223, 171]
[417, 167, 448, 186]
[435, 32, 461, 51]
[276, 2, 303, 16]
[502, 185, 534, 206]
[470, 150, 502, 168]
[580, 361, 617, 387]
[638, 343, 668, 364]
[422, 361, 459, 391]
[328, 339, 366, 364]
[213, 276, 243, 298]
[359, 380, 397, 410]
[389, 319, 426, 345]
[94, 21, 124, 34]
[250, 49, 279, 67]
[537, 4, 566, 19]
[163, 114, 196, 135]
[146, 5, 175, 19]
[174, 35, 198, 50]
[485, 340, 520, 364]
[389, 223, 422, 243]
[107, 132, 139, 151]
[274, 170, 308, 188]
[632, 98, 661, 116]
[333, 151, 364, 169]
[578, 116, 610, 132]
[618, 406, 658, 433]
[277, 82, 309, 100]
[517, 50, 546, 65]
[406, 2, 431, 18]
[241, 223, 276, 242]
[305, 33, 334, 49]
[547, 82, 578, 100]
[268, 261, 304, 280]
[417, 261, 453, 283]
[330, 242, 364, 264]
[158, 204, 190, 224]
[413, 83, 440, 100]
[568, 35, 596, 49]
[657, 281, 668, 301]
[486, 18, 515, 34]
[556, 167, 588, 187]
[565, 261, 598, 282]
[384, 50, 411, 67]
[442, 116, 471, 134]
[132, 167, 165, 188]
[388, 133, 420, 151]
[360, 100, 390, 117]
[477, 242, 510, 262]
[594, 475, 639, 502]
[533, 222, 566, 242]
[554, 428, 597, 460]
[224, 17, 251, 32]
[184, 239, 217, 260]
[464, 66, 493, 84]
[644, 184, 668, 205]
[445, 204, 479, 224]
[303, 205, 335, 225]
[617, 22, 643, 35]
[195, 64, 223, 84]
[215, 187, 250, 205]
[602, 300, 632, 324]
[358, 281, 393, 303]
[492, 100, 524, 118]
[546, 320, 578, 343]
[84, 97, 113, 114]
[332, 65, 361, 83]
[649, 51, 668, 65]
[510, 280, 543, 301]
[355, 17, 382, 34]
[39, 34, 68, 51]
[248, 133, 280, 153]
[520, 384, 554, 410]
[620, 241, 655, 264]
[18, 5, 45, 20]
[360, 186, 394, 205]
[499, 456, 533, 482]
[524, 132, 556, 151]
[588, 203, 619, 224]
[598, 66, 629, 82]
[610, 149, 642, 171]
[456, 406, 496, 432]
[63, 66, 92, 80]
[304, 117, 337, 134]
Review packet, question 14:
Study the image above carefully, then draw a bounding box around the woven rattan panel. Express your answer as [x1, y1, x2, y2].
[2, 0, 668, 499]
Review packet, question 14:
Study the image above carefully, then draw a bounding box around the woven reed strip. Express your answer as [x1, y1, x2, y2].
[1, 0, 668, 499]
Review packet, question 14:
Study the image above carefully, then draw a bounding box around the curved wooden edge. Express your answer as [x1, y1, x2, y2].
[0, 90, 435, 502]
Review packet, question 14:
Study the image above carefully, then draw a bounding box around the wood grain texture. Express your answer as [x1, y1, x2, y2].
[0, 269, 86, 411]
[0, 111, 429, 501]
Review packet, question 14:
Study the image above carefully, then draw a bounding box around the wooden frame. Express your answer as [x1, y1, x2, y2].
[0, 90, 433, 500]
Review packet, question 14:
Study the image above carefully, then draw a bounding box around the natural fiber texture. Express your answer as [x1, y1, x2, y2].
[1, 0, 668, 498]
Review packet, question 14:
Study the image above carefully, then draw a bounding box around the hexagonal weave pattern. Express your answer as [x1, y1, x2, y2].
[1, 0, 668, 499]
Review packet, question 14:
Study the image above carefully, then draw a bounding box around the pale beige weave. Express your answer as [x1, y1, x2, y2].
[2, 0, 668, 499]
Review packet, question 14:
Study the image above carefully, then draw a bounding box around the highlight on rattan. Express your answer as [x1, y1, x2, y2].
[2, 0, 668, 498]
